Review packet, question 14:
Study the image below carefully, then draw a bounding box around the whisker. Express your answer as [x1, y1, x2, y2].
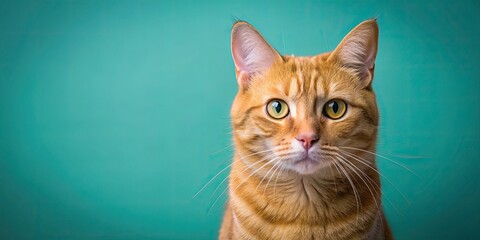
[208, 156, 279, 215]
[328, 155, 344, 196]
[208, 154, 270, 202]
[335, 155, 380, 211]
[340, 146, 419, 177]
[381, 154, 428, 159]
[231, 157, 280, 194]
[273, 162, 287, 197]
[339, 149, 411, 206]
[337, 151, 404, 215]
[327, 161, 338, 193]
[209, 142, 234, 156]
[194, 148, 273, 198]
[256, 160, 282, 192]
[264, 160, 284, 194]
[193, 161, 235, 199]
[332, 159, 360, 223]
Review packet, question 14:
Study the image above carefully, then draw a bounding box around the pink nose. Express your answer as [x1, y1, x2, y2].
[295, 134, 319, 150]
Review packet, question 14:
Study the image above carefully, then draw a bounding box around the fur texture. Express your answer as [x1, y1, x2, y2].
[220, 19, 393, 240]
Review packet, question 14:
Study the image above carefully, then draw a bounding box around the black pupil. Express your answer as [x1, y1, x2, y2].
[330, 101, 339, 113]
[273, 101, 282, 113]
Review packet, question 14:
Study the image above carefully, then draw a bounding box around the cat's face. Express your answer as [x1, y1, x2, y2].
[231, 20, 379, 175]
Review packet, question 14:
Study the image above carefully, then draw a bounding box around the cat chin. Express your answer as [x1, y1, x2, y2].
[287, 158, 328, 175]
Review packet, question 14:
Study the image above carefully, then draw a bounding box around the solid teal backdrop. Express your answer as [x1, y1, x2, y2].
[1, 0, 478, 239]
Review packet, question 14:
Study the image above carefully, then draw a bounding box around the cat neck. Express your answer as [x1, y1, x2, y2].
[229, 152, 382, 226]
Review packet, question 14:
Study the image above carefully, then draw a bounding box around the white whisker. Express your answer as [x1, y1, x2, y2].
[264, 161, 284, 194]
[209, 142, 234, 155]
[273, 162, 285, 196]
[332, 158, 360, 223]
[335, 154, 380, 211]
[340, 146, 419, 177]
[339, 149, 410, 207]
[209, 154, 271, 201]
[208, 156, 279, 215]
[256, 159, 282, 192]
[193, 148, 273, 198]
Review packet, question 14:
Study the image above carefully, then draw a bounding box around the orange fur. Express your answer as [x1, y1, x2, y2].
[220, 20, 392, 240]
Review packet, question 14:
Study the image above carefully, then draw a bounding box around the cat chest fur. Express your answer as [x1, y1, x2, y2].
[221, 156, 384, 240]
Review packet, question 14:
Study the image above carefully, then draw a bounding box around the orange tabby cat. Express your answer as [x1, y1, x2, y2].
[219, 19, 393, 239]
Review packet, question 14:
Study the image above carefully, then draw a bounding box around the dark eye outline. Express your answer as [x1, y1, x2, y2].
[323, 99, 348, 120]
[266, 99, 290, 119]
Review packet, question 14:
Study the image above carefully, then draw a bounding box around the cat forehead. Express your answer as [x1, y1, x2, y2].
[252, 56, 356, 101]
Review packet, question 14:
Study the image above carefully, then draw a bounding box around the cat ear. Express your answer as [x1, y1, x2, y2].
[231, 21, 282, 89]
[327, 19, 379, 87]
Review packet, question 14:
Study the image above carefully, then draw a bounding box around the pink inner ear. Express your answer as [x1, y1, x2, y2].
[232, 39, 252, 88]
[364, 41, 376, 70]
[232, 42, 249, 73]
[231, 23, 280, 89]
[327, 20, 378, 85]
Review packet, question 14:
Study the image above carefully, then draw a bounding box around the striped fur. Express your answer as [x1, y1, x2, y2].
[220, 20, 392, 240]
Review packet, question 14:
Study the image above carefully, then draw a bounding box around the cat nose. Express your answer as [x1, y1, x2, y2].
[295, 133, 319, 150]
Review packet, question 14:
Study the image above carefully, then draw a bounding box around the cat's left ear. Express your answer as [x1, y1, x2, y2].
[231, 21, 282, 90]
[327, 19, 379, 88]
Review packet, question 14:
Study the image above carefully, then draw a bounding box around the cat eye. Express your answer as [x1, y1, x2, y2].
[266, 99, 289, 119]
[323, 99, 347, 120]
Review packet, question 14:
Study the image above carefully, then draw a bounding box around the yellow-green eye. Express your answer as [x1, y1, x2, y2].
[323, 99, 347, 119]
[266, 99, 289, 119]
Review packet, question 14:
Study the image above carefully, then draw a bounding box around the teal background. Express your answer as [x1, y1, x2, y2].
[0, 0, 478, 239]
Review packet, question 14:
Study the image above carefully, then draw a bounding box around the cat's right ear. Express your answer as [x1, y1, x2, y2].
[231, 21, 281, 90]
[327, 19, 379, 88]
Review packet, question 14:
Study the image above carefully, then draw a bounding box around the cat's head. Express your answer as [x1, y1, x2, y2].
[230, 20, 379, 175]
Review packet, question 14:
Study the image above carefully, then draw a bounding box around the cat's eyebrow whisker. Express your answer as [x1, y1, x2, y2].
[339, 146, 419, 177]
[338, 149, 411, 207]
